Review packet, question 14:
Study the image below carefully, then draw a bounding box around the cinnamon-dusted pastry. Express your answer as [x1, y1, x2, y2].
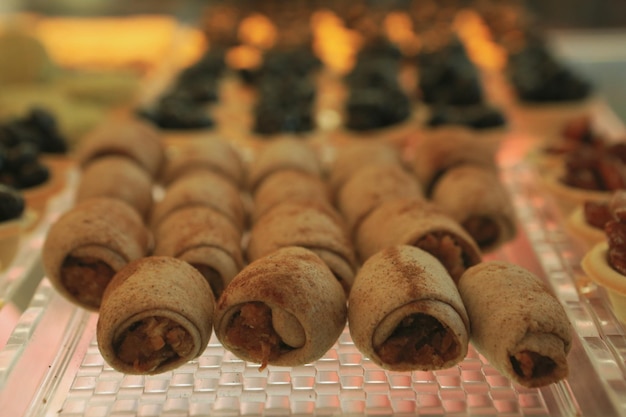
[355, 197, 481, 282]
[153, 206, 243, 298]
[349, 245, 469, 371]
[458, 261, 573, 388]
[253, 169, 332, 222]
[160, 136, 245, 187]
[246, 138, 322, 192]
[246, 200, 357, 293]
[328, 140, 402, 199]
[337, 163, 424, 236]
[430, 164, 517, 252]
[76, 116, 165, 178]
[150, 170, 246, 233]
[75, 155, 154, 221]
[97, 256, 215, 375]
[411, 126, 497, 195]
[42, 197, 152, 311]
[214, 246, 347, 369]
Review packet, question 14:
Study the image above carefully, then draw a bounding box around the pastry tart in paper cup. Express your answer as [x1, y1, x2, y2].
[582, 242, 626, 324]
[566, 204, 607, 247]
[539, 168, 611, 217]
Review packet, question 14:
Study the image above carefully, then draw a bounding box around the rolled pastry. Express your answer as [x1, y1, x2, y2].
[153, 206, 244, 297]
[411, 126, 497, 194]
[160, 136, 245, 187]
[431, 164, 517, 252]
[97, 256, 215, 375]
[337, 163, 424, 236]
[214, 246, 347, 369]
[355, 197, 481, 282]
[246, 138, 322, 192]
[75, 155, 154, 221]
[42, 197, 152, 310]
[76, 116, 165, 178]
[458, 261, 573, 388]
[348, 245, 469, 371]
[328, 140, 402, 199]
[150, 170, 246, 233]
[247, 200, 357, 293]
[253, 169, 332, 222]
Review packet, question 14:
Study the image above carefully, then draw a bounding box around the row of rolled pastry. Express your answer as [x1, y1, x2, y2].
[43, 117, 250, 374]
[330, 133, 572, 388]
[214, 138, 353, 370]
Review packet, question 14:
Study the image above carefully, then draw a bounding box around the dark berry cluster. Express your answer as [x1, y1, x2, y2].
[344, 39, 411, 131]
[507, 38, 592, 103]
[138, 49, 225, 129]
[250, 48, 320, 136]
[0, 107, 66, 190]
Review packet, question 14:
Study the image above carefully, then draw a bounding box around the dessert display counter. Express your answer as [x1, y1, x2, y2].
[2, 4, 626, 416]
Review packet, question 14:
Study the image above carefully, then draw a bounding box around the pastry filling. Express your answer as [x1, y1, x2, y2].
[510, 350, 557, 379]
[415, 233, 469, 282]
[114, 316, 193, 373]
[191, 263, 223, 297]
[225, 302, 294, 370]
[462, 216, 499, 249]
[61, 255, 115, 309]
[376, 313, 459, 367]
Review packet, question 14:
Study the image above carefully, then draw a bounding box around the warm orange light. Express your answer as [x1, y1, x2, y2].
[225, 45, 262, 70]
[311, 10, 359, 74]
[31, 15, 205, 72]
[453, 8, 507, 71]
[383, 11, 422, 56]
[238, 13, 277, 50]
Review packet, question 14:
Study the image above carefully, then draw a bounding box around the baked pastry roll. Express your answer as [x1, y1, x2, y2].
[430, 164, 517, 252]
[328, 140, 402, 199]
[246, 201, 357, 293]
[411, 126, 497, 194]
[76, 116, 165, 178]
[337, 163, 424, 236]
[150, 171, 246, 233]
[160, 136, 245, 187]
[214, 246, 347, 369]
[355, 197, 481, 282]
[75, 155, 154, 221]
[97, 256, 215, 375]
[246, 138, 322, 192]
[458, 261, 573, 388]
[253, 169, 332, 222]
[348, 245, 469, 371]
[153, 206, 243, 297]
[42, 197, 152, 311]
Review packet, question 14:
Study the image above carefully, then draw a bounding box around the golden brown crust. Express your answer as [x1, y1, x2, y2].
[430, 164, 517, 253]
[328, 140, 402, 199]
[253, 170, 332, 222]
[348, 245, 469, 371]
[75, 155, 154, 220]
[160, 136, 245, 187]
[246, 201, 357, 291]
[150, 170, 247, 233]
[75, 116, 165, 178]
[42, 197, 152, 310]
[337, 163, 424, 236]
[458, 261, 573, 388]
[246, 138, 322, 192]
[355, 197, 482, 282]
[153, 206, 244, 297]
[411, 126, 497, 193]
[97, 256, 215, 375]
[214, 247, 347, 367]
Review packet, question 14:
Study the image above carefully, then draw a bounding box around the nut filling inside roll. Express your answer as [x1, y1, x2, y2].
[114, 316, 194, 374]
[375, 313, 459, 367]
[509, 333, 563, 380]
[462, 216, 500, 249]
[415, 232, 471, 281]
[61, 255, 118, 309]
[224, 302, 305, 370]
